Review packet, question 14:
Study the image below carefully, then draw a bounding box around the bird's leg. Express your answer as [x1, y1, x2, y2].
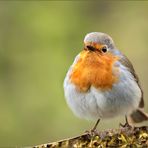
[120, 115, 132, 128]
[91, 118, 100, 132]
[125, 115, 129, 126]
[85, 119, 100, 136]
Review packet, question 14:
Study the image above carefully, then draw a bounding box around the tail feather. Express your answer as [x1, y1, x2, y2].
[129, 109, 148, 123]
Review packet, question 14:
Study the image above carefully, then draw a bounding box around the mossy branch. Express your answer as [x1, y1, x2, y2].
[33, 126, 148, 148]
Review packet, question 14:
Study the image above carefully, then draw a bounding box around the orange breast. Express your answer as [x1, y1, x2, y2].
[70, 50, 119, 92]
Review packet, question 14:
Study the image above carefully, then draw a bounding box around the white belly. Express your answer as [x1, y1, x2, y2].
[64, 57, 141, 120]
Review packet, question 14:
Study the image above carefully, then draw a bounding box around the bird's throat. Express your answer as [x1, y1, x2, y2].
[70, 51, 119, 92]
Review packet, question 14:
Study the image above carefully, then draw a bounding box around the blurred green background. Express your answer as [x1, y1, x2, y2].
[0, 1, 148, 147]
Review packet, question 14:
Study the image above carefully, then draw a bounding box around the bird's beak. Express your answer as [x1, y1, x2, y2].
[85, 45, 96, 51]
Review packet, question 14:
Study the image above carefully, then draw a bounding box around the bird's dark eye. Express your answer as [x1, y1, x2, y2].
[101, 46, 108, 53]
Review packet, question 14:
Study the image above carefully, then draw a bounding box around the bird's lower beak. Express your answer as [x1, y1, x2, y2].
[85, 45, 96, 51]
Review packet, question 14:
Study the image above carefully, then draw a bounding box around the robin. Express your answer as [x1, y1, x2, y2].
[64, 32, 148, 131]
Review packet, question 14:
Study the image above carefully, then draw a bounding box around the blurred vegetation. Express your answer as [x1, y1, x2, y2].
[0, 1, 148, 147]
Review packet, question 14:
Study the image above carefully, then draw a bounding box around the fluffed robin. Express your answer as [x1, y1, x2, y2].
[64, 32, 148, 130]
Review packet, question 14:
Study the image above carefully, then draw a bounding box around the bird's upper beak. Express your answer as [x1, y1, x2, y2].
[84, 42, 102, 52]
[85, 45, 96, 51]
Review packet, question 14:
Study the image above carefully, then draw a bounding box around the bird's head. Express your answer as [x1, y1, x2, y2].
[84, 32, 116, 55]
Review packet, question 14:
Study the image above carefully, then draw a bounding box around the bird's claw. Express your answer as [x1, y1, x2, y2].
[85, 119, 100, 136]
[119, 115, 133, 129]
[119, 122, 132, 129]
[85, 129, 99, 136]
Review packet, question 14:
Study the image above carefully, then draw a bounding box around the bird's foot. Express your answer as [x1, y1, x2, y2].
[119, 122, 132, 128]
[85, 119, 100, 136]
[119, 116, 132, 129]
[85, 129, 99, 137]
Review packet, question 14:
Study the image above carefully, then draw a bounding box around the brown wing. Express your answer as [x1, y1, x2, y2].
[119, 55, 144, 108]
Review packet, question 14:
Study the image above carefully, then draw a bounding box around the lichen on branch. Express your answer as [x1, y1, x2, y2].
[33, 126, 148, 148]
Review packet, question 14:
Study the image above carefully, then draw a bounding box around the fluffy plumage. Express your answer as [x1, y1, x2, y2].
[64, 32, 148, 123]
